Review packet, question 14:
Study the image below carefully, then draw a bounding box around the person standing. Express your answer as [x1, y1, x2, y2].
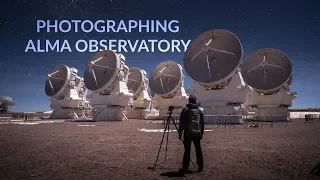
[178, 95, 204, 173]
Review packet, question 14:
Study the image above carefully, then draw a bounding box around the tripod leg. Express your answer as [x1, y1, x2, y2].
[164, 117, 170, 161]
[152, 119, 169, 170]
[171, 116, 179, 131]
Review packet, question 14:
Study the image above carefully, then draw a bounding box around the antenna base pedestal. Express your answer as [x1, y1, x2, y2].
[50, 98, 82, 109]
[245, 87, 297, 121]
[132, 90, 152, 109]
[90, 80, 133, 121]
[90, 81, 133, 106]
[153, 87, 188, 119]
[49, 108, 84, 119]
[126, 108, 147, 120]
[92, 105, 127, 121]
[250, 107, 289, 121]
[47, 66, 89, 119]
[188, 72, 246, 119]
[126, 92, 152, 120]
[49, 88, 89, 119]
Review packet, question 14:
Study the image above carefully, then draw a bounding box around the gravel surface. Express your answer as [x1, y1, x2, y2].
[0, 119, 319, 180]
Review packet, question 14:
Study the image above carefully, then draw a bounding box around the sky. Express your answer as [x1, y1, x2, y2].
[0, 0, 319, 112]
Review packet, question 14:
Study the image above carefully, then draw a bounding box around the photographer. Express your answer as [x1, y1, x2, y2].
[178, 95, 204, 173]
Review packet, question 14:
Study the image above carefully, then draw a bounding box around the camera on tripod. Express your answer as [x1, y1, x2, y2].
[168, 106, 174, 114]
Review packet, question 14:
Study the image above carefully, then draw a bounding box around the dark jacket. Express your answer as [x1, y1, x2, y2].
[178, 103, 204, 137]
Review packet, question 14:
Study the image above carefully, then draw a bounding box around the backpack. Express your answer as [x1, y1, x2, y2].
[185, 108, 201, 137]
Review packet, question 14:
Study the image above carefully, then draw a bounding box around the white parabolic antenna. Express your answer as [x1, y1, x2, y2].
[45, 64, 89, 119]
[45, 64, 71, 99]
[183, 29, 243, 88]
[241, 48, 292, 94]
[127, 67, 144, 99]
[83, 49, 133, 121]
[126, 67, 153, 119]
[84, 50, 119, 93]
[0, 96, 15, 106]
[149, 61, 183, 97]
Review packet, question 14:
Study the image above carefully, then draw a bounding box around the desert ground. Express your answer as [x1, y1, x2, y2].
[0, 119, 319, 180]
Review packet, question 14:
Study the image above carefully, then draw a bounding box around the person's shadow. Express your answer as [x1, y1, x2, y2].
[160, 170, 195, 177]
[311, 162, 320, 176]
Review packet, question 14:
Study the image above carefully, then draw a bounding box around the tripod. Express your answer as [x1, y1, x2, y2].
[150, 109, 195, 170]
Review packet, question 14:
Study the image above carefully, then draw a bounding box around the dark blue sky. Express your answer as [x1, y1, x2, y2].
[0, 0, 319, 112]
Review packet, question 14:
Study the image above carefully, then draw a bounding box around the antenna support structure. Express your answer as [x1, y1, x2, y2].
[126, 68, 153, 119]
[45, 65, 90, 119]
[242, 48, 297, 120]
[184, 29, 246, 124]
[84, 50, 133, 121]
[149, 61, 188, 119]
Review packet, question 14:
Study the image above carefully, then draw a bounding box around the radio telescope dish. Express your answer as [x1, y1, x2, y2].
[45, 65, 90, 119]
[127, 67, 143, 98]
[149, 61, 182, 97]
[183, 29, 243, 86]
[84, 50, 118, 91]
[241, 48, 292, 92]
[0, 96, 15, 106]
[45, 64, 71, 98]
